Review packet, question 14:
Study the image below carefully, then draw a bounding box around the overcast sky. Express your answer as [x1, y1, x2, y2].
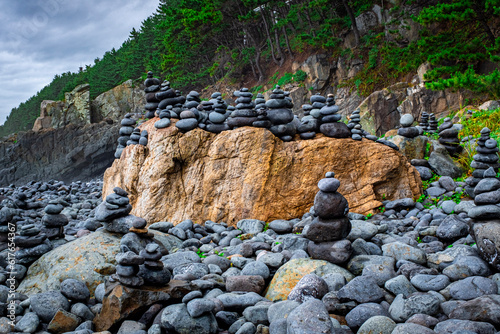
[0, 0, 159, 125]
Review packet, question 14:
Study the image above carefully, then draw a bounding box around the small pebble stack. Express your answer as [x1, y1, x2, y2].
[297, 98, 320, 139]
[176, 108, 199, 133]
[427, 113, 438, 133]
[319, 94, 350, 138]
[126, 128, 141, 146]
[15, 223, 51, 265]
[94, 187, 133, 233]
[227, 88, 257, 128]
[143, 72, 162, 119]
[139, 130, 148, 146]
[347, 109, 363, 141]
[304, 172, 352, 264]
[139, 242, 171, 285]
[466, 127, 500, 193]
[41, 202, 68, 240]
[113, 245, 145, 287]
[397, 114, 419, 138]
[115, 113, 136, 158]
[419, 111, 429, 130]
[154, 105, 173, 129]
[266, 86, 296, 141]
[156, 82, 186, 117]
[438, 117, 462, 156]
[206, 96, 230, 133]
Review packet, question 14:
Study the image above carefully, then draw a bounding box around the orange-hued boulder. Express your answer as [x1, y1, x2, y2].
[103, 119, 422, 226]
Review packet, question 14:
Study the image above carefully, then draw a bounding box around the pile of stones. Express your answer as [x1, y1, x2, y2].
[438, 117, 462, 156]
[303, 172, 352, 264]
[176, 107, 200, 133]
[41, 202, 68, 240]
[154, 105, 173, 129]
[206, 96, 230, 134]
[227, 88, 257, 129]
[466, 127, 500, 195]
[15, 223, 51, 265]
[94, 187, 133, 233]
[143, 72, 162, 119]
[156, 82, 186, 118]
[319, 94, 350, 138]
[347, 109, 363, 141]
[115, 113, 136, 159]
[428, 113, 438, 133]
[397, 114, 419, 138]
[266, 86, 296, 141]
[419, 111, 429, 130]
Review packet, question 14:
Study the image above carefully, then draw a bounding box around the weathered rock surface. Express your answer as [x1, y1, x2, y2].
[50, 84, 91, 129]
[18, 230, 121, 296]
[103, 120, 422, 225]
[0, 121, 119, 186]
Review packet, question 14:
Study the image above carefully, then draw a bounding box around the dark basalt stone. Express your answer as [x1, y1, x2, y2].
[319, 122, 350, 138]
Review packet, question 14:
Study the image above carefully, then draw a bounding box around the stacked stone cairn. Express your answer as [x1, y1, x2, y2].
[185, 91, 201, 109]
[139, 130, 148, 146]
[143, 72, 162, 119]
[94, 187, 133, 233]
[297, 101, 319, 139]
[0, 207, 15, 252]
[303, 172, 352, 264]
[115, 113, 136, 158]
[154, 105, 173, 129]
[176, 107, 200, 133]
[254, 93, 266, 110]
[227, 88, 257, 129]
[41, 202, 68, 240]
[466, 127, 500, 194]
[438, 117, 462, 156]
[127, 128, 141, 146]
[347, 109, 364, 141]
[419, 111, 429, 130]
[252, 94, 272, 129]
[266, 86, 296, 141]
[206, 96, 230, 133]
[15, 223, 52, 265]
[113, 244, 145, 287]
[156, 82, 186, 119]
[427, 113, 438, 133]
[468, 167, 500, 270]
[397, 114, 419, 138]
[137, 237, 171, 286]
[318, 94, 350, 138]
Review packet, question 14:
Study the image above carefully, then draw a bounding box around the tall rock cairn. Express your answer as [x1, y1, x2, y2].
[266, 86, 296, 141]
[438, 117, 462, 156]
[143, 72, 162, 119]
[227, 88, 257, 129]
[304, 172, 353, 264]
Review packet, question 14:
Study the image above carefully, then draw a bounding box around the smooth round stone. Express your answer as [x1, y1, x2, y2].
[206, 123, 231, 133]
[209, 112, 226, 123]
[310, 95, 326, 103]
[139, 137, 148, 146]
[320, 105, 339, 115]
[44, 204, 63, 214]
[42, 214, 68, 227]
[400, 114, 414, 127]
[410, 274, 450, 292]
[318, 178, 340, 192]
[308, 239, 352, 264]
[176, 119, 199, 132]
[321, 114, 342, 123]
[485, 138, 498, 149]
[267, 109, 294, 125]
[120, 126, 134, 136]
[299, 132, 316, 139]
[302, 217, 351, 242]
[116, 264, 139, 277]
[154, 118, 171, 129]
[352, 134, 363, 141]
[314, 191, 349, 219]
[180, 110, 196, 119]
[320, 122, 350, 138]
[288, 274, 328, 302]
[121, 118, 136, 126]
[227, 117, 258, 128]
[397, 127, 420, 138]
[265, 99, 287, 109]
[439, 128, 459, 138]
[60, 279, 90, 302]
[357, 315, 395, 334]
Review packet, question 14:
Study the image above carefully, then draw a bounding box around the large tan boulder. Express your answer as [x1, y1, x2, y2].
[103, 120, 422, 226]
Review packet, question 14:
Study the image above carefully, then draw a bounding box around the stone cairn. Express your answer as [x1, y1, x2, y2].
[427, 113, 438, 133]
[438, 117, 462, 156]
[303, 172, 352, 264]
[466, 127, 500, 194]
[15, 223, 52, 265]
[227, 88, 257, 129]
[254, 93, 266, 110]
[115, 113, 136, 158]
[41, 202, 68, 240]
[319, 94, 350, 138]
[154, 105, 173, 129]
[158, 82, 186, 120]
[468, 166, 500, 271]
[206, 96, 230, 133]
[139, 130, 148, 146]
[113, 244, 145, 287]
[397, 114, 419, 138]
[176, 107, 200, 133]
[253, 94, 272, 129]
[266, 86, 296, 141]
[127, 128, 141, 146]
[297, 98, 320, 140]
[419, 111, 429, 130]
[94, 187, 133, 233]
[144, 72, 162, 119]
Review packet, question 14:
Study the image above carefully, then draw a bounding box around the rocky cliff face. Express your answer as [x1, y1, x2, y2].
[0, 121, 119, 186]
[103, 119, 422, 226]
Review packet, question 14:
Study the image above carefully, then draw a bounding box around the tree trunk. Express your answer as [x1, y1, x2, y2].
[342, 0, 360, 46]
[260, 6, 279, 65]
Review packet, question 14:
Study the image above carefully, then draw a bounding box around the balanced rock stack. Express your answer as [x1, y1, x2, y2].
[468, 167, 500, 271]
[139, 130, 148, 146]
[94, 187, 133, 233]
[319, 94, 350, 138]
[126, 128, 141, 146]
[466, 127, 500, 193]
[176, 107, 199, 133]
[254, 93, 266, 110]
[115, 114, 136, 158]
[266, 86, 296, 141]
[419, 112, 429, 130]
[227, 88, 257, 128]
[184, 91, 201, 109]
[438, 117, 462, 156]
[156, 82, 186, 118]
[427, 113, 438, 133]
[397, 114, 419, 138]
[139, 242, 171, 286]
[15, 223, 52, 265]
[155, 105, 172, 129]
[113, 245, 145, 287]
[206, 96, 230, 133]
[297, 100, 319, 139]
[41, 202, 69, 239]
[144, 72, 162, 119]
[303, 172, 352, 264]
[347, 109, 362, 140]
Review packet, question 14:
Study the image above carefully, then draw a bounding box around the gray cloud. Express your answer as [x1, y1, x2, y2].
[0, 0, 159, 125]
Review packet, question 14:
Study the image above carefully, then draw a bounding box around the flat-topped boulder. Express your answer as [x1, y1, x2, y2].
[103, 119, 422, 226]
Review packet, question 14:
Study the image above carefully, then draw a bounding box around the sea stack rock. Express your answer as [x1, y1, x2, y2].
[144, 72, 162, 119]
[94, 187, 133, 233]
[206, 96, 230, 133]
[427, 113, 438, 133]
[227, 88, 258, 128]
[15, 223, 52, 265]
[115, 113, 136, 158]
[397, 114, 419, 138]
[41, 202, 68, 240]
[266, 85, 296, 141]
[469, 167, 500, 270]
[304, 172, 353, 264]
[466, 127, 500, 194]
[438, 117, 462, 156]
[319, 94, 350, 138]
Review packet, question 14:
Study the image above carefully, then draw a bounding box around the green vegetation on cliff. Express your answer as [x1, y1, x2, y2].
[1, 0, 499, 137]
